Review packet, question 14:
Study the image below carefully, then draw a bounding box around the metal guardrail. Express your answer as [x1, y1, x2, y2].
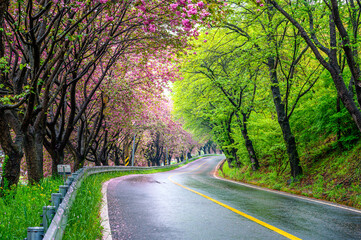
[24, 158, 199, 240]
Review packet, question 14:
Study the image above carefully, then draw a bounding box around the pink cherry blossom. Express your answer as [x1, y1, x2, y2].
[170, 3, 179, 11]
[197, 2, 205, 8]
[105, 16, 114, 21]
[149, 24, 156, 32]
[182, 19, 192, 28]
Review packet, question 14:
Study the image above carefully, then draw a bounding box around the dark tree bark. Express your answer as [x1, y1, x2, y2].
[262, 7, 303, 178]
[336, 96, 343, 150]
[113, 147, 121, 166]
[211, 143, 217, 154]
[24, 126, 44, 184]
[222, 147, 234, 169]
[167, 151, 172, 165]
[0, 0, 9, 62]
[221, 111, 241, 168]
[202, 145, 207, 154]
[194, 43, 260, 170]
[269, 0, 361, 133]
[268, 55, 302, 178]
[0, 110, 23, 190]
[240, 113, 259, 171]
[0, 0, 22, 190]
[70, 97, 106, 171]
[145, 131, 164, 166]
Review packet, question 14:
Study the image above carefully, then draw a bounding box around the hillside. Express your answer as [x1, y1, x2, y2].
[219, 141, 361, 209]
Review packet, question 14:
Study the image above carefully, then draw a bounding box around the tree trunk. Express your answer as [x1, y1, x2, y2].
[203, 146, 207, 154]
[95, 157, 101, 166]
[155, 158, 160, 166]
[51, 148, 64, 176]
[268, 56, 302, 178]
[211, 145, 217, 154]
[24, 128, 44, 184]
[241, 113, 259, 171]
[114, 148, 120, 166]
[225, 111, 241, 167]
[0, 0, 9, 88]
[168, 154, 172, 165]
[74, 152, 85, 171]
[269, 0, 361, 134]
[101, 158, 108, 166]
[336, 96, 343, 150]
[0, 111, 24, 190]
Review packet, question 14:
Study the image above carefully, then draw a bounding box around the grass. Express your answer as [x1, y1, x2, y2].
[0, 156, 203, 240]
[218, 143, 361, 209]
[0, 177, 63, 239]
[63, 166, 181, 239]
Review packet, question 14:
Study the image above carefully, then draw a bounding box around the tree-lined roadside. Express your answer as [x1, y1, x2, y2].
[173, 1, 361, 184]
[172, 0, 361, 203]
[218, 146, 361, 209]
[0, 0, 226, 190]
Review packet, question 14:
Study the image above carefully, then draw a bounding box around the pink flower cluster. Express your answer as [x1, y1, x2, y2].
[169, 1, 209, 32]
[105, 15, 114, 22]
[256, 0, 264, 11]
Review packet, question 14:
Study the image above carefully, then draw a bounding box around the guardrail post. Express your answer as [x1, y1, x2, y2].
[25, 227, 44, 240]
[51, 193, 63, 210]
[41, 206, 56, 232]
[65, 176, 74, 186]
[72, 173, 79, 179]
[35, 161, 194, 239]
[59, 185, 69, 198]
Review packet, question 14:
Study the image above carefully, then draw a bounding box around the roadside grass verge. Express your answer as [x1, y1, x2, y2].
[0, 177, 63, 239]
[63, 166, 180, 240]
[218, 145, 361, 209]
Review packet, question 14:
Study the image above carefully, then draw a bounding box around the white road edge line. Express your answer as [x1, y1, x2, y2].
[101, 179, 113, 240]
[213, 158, 361, 215]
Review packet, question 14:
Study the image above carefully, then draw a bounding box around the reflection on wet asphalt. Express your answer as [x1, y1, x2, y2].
[107, 156, 361, 240]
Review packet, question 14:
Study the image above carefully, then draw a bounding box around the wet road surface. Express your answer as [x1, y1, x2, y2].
[106, 156, 361, 240]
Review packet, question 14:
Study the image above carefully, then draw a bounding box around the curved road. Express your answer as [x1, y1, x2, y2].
[105, 156, 361, 240]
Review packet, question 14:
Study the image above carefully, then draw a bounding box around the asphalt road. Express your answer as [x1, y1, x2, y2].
[106, 155, 361, 240]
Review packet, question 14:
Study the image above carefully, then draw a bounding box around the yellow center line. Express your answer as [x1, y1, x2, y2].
[168, 160, 302, 240]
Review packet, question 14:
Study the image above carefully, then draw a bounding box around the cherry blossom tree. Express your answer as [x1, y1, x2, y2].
[0, 0, 224, 187]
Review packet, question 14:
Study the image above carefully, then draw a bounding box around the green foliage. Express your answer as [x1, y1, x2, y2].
[171, 0, 361, 210]
[220, 140, 361, 208]
[0, 56, 10, 73]
[0, 177, 63, 239]
[292, 76, 361, 154]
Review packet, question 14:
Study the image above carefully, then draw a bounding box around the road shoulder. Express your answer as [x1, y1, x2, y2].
[213, 159, 361, 214]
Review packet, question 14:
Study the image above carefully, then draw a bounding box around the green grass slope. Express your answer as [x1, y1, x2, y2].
[219, 142, 361, 209]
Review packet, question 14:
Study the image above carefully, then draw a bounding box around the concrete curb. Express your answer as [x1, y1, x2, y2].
[101, 179, 113, 240]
